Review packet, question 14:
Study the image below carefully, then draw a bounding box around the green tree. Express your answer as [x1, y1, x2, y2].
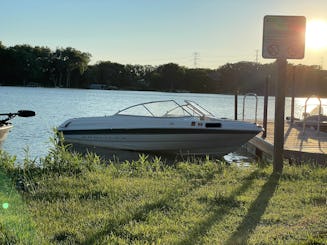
[124, 64, 155, 89]
[94, 61, 128, 87]
[184, 68, 217, 92]
[149, 63, 185, 91]
[51, 47, 91, 88]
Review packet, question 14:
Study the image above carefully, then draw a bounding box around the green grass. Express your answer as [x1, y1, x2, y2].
[0, 153, 42, 244]
[0, 138, 326, 244]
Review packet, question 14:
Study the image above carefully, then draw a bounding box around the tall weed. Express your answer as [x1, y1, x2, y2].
[41, 131, 101, 176]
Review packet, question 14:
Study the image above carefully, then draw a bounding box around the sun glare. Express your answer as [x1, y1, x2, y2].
[306, 20, 327, 50]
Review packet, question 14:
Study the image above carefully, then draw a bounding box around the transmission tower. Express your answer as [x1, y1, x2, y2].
[193, 52, 199, 68]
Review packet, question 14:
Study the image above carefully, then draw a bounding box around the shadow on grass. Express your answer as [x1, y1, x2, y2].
[225, 172, 280, 245]
[81, 171, 216, 244]
[177, 170, 261, 245]
[81, 197, 172, 245]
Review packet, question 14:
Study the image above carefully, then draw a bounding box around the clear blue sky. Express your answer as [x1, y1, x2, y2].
[1, 0, 327, 69]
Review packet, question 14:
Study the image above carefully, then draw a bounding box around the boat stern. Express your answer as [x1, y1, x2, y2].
[0, 124, 13, 144]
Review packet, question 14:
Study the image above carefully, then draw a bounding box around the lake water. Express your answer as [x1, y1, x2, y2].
[1, 86, 326, 162]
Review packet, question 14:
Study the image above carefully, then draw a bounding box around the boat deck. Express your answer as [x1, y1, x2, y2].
[247, 121, 327, 164]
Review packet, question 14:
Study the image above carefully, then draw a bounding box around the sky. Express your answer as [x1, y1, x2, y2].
[1, 0, 327, 69]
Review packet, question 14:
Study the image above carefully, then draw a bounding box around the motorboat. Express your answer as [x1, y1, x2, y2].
[292, 114, 327, 133]
[303, 114, 327, 132]
[288, 102, 327, 133]
[58, 100, 262, 157]
[0, 110, 36, 146]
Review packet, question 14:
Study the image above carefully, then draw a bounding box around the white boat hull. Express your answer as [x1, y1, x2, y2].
[0, 124, 13, 146]
[61, 129, 259, 157]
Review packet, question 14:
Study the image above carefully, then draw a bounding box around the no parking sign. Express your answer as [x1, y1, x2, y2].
[262, 15, 306, 59]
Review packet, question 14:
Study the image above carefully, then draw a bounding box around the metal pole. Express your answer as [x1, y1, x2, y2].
[234, 90, 238, 120]
[262, 76, 269, 138]
[273, 59, 287, 173]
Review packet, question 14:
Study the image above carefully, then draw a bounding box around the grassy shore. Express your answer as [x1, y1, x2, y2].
[0, 139, 326, 244]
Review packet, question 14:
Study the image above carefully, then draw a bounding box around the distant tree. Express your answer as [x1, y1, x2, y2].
[184, 68, 217, 92]
[94, 61, 128, 87]
[149, 63, 185, 91]
[218, 61, 275, 94]
[50, 49, 65, 87]
[0, 42, 7, 82]
[1, 40, 327, 97]
[5, 45, 36, 84]
[124, 64, 155, 89]
[50, 47, 91, 87]
[30, 46, 52, 85]
[81, 65, 99, 87]
[62, 47, 91, 87]
[125, 64, 154, 81]
[218, 63, 238, 93]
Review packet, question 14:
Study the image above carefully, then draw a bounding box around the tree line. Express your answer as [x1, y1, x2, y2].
[1, 41, 326, 97]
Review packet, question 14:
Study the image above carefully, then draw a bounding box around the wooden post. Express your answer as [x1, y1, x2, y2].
[290, 65, 295, 124]
[262, 76, 269, 138]
[234, 91, 238, 120]
[273, 59, 287, 173]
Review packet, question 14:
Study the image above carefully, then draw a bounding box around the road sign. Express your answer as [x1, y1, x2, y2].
[262, 15, 306, 59]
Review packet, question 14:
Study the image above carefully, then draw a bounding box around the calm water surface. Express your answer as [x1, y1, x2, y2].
[1, 86, 326, 162]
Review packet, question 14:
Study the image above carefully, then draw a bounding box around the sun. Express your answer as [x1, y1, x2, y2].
[306, 20, 327, 50]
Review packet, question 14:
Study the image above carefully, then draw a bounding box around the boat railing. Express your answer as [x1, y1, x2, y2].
[115, 99, 217, 119]
[184, 100, 215, 118]
[242, 93, 258, 123]
[302, 95, 323, 134]
[163, 104, 194, 117]
[116, 100, 195, 117]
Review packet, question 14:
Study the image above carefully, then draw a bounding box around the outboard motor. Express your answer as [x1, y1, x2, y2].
[0, 110, 36, 125]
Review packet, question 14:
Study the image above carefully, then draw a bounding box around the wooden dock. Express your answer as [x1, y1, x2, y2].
[246, 121, 327, 164]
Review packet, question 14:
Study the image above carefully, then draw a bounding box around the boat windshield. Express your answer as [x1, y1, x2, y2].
[116, 100, 215, 118]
